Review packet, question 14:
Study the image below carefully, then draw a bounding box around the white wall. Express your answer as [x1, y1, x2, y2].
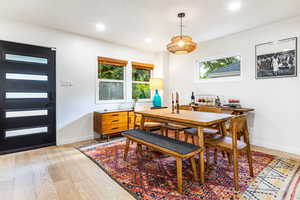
[167, 16, 300, 155]
[0, 19, 163, 145]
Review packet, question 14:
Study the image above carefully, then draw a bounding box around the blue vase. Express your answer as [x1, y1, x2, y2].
[153, 89, 162, 107]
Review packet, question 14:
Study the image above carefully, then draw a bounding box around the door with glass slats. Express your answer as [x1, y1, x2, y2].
[0, 40, 56, 154]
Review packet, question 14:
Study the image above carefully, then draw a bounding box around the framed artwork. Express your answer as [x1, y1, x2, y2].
[255, 37, 297, 79]
[197, 55, 241, 80]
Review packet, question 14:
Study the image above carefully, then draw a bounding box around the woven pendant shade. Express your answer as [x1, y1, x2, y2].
[167, 12, 197, 55]
[167, 35, 197, 54]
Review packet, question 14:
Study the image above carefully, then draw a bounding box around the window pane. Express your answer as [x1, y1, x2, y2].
[199, 56, 241, 79]
[5, 127, 48, 138]
[132, 68, 151, 82]
[132, 83, 150, 99]
[5, 54, 48, 64]
[98, 64, 124, 80]
[6, 92, 48, 99]
[6, 110, 48, 118]
[99, 82, 124, 100]
[6, 73, 48, 81]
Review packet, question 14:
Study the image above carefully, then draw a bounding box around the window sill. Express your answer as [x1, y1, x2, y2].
[95, 99, 152, 105]
[194, 76, 242, 83]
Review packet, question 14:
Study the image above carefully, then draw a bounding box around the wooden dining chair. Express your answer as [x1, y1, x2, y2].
[179, 105, 193, 111]
[184, 106, 222, 141]
[184, 106, 223, 163]
[161, 105, 191, 140]
[134, 113, 162, 131]
[205, 114, 254, 191]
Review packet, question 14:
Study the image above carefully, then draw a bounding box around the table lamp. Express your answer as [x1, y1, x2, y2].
[150, 78, 163, 107]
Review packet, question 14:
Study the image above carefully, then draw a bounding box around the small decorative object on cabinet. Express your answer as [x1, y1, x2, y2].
[150, 78, 163, 107]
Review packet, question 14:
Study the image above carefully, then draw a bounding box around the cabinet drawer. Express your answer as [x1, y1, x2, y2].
[101, 118, 128, 126]
[102, 112, 128, 120]
[102, 124, 128, 134]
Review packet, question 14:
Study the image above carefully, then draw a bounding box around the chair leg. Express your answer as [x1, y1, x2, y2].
[175, 130, 179, 140]
[165, 129, 169, 137]
[190, 157, 198, 181]
[233, 150, 240, 191]
[160, 127, 164, 136]
[192, 136, 196, 145]
[244, 130, 254, 177]
[184, 134, 188, 142]
[176, 157, 183, 193]
[206, 147, 210, 165]
[214, 149, 218, 163]
[227, 152, 233, 165]
[222, 151, 226, 158]
[123, 138, 130, 161]
[136, 143, 142, 154]
[246, 148, 254, 177]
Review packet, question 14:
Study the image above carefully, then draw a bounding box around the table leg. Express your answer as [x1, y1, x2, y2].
[197, 127, 205, 184]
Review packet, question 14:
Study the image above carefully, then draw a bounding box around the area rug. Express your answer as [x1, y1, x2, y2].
[78, 138, 300, 200]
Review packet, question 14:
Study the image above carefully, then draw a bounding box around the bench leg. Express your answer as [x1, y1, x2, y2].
[176, 157, 183, 193]
[190, 157, 198, 181]
[199, 152, 205, 184]
[123, 138, 130, 161]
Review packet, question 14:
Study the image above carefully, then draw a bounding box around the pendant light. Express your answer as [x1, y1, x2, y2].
[167, 12, 197, 54]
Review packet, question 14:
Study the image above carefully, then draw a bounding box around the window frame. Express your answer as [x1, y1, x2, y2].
[194, 54, 243, 83]
[132, 67, 153, 102]
[96, 62, 127, 104]
[95, 59, 154, 104]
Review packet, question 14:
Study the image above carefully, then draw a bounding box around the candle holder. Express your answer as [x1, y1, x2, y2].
[171, 93, 175, 114]
[176, 103, 180, 114]
[176, 92, 180, 114]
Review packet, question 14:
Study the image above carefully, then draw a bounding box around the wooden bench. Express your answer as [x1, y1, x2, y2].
[122, 129, 203, 193]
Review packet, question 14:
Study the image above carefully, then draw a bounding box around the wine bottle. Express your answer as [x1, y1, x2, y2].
[191, 92, 195, 105]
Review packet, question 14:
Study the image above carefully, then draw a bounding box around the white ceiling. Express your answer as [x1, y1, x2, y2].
[1, 0, 300, 52]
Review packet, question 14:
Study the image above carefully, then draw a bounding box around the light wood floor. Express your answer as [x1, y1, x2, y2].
[0, 138, 299, 200]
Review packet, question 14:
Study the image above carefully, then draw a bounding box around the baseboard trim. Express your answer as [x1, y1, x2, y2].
[0, 142, 56, 155]
[57, 134, 100, 146]
[252, 139, 300, 155]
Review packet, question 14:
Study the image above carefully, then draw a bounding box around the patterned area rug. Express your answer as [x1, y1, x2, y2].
[78, 138, 300, 200]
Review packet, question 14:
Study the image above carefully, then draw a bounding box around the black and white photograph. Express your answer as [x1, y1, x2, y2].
[256, 37, 297, 79]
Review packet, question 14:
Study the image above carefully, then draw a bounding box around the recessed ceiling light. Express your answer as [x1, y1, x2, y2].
[144, 37, 152, 44]
[96, 23, 106, 32]
[228, 1, 241, 12]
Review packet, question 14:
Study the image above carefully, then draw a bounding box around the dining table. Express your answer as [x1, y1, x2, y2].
[135, 108, 233, 184]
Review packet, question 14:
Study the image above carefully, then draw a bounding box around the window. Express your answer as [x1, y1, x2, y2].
[197, 55, 241, 80]
[132, 62, 154, 100]
[97, 57, 128, 101]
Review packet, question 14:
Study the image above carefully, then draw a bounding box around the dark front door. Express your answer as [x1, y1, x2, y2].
[0, 40, 56, 154]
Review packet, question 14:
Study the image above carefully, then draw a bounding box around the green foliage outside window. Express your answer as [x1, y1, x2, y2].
[99, 64, 124, 80]
[132, 68, 150, 81]
[132, 83, 150, 99]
